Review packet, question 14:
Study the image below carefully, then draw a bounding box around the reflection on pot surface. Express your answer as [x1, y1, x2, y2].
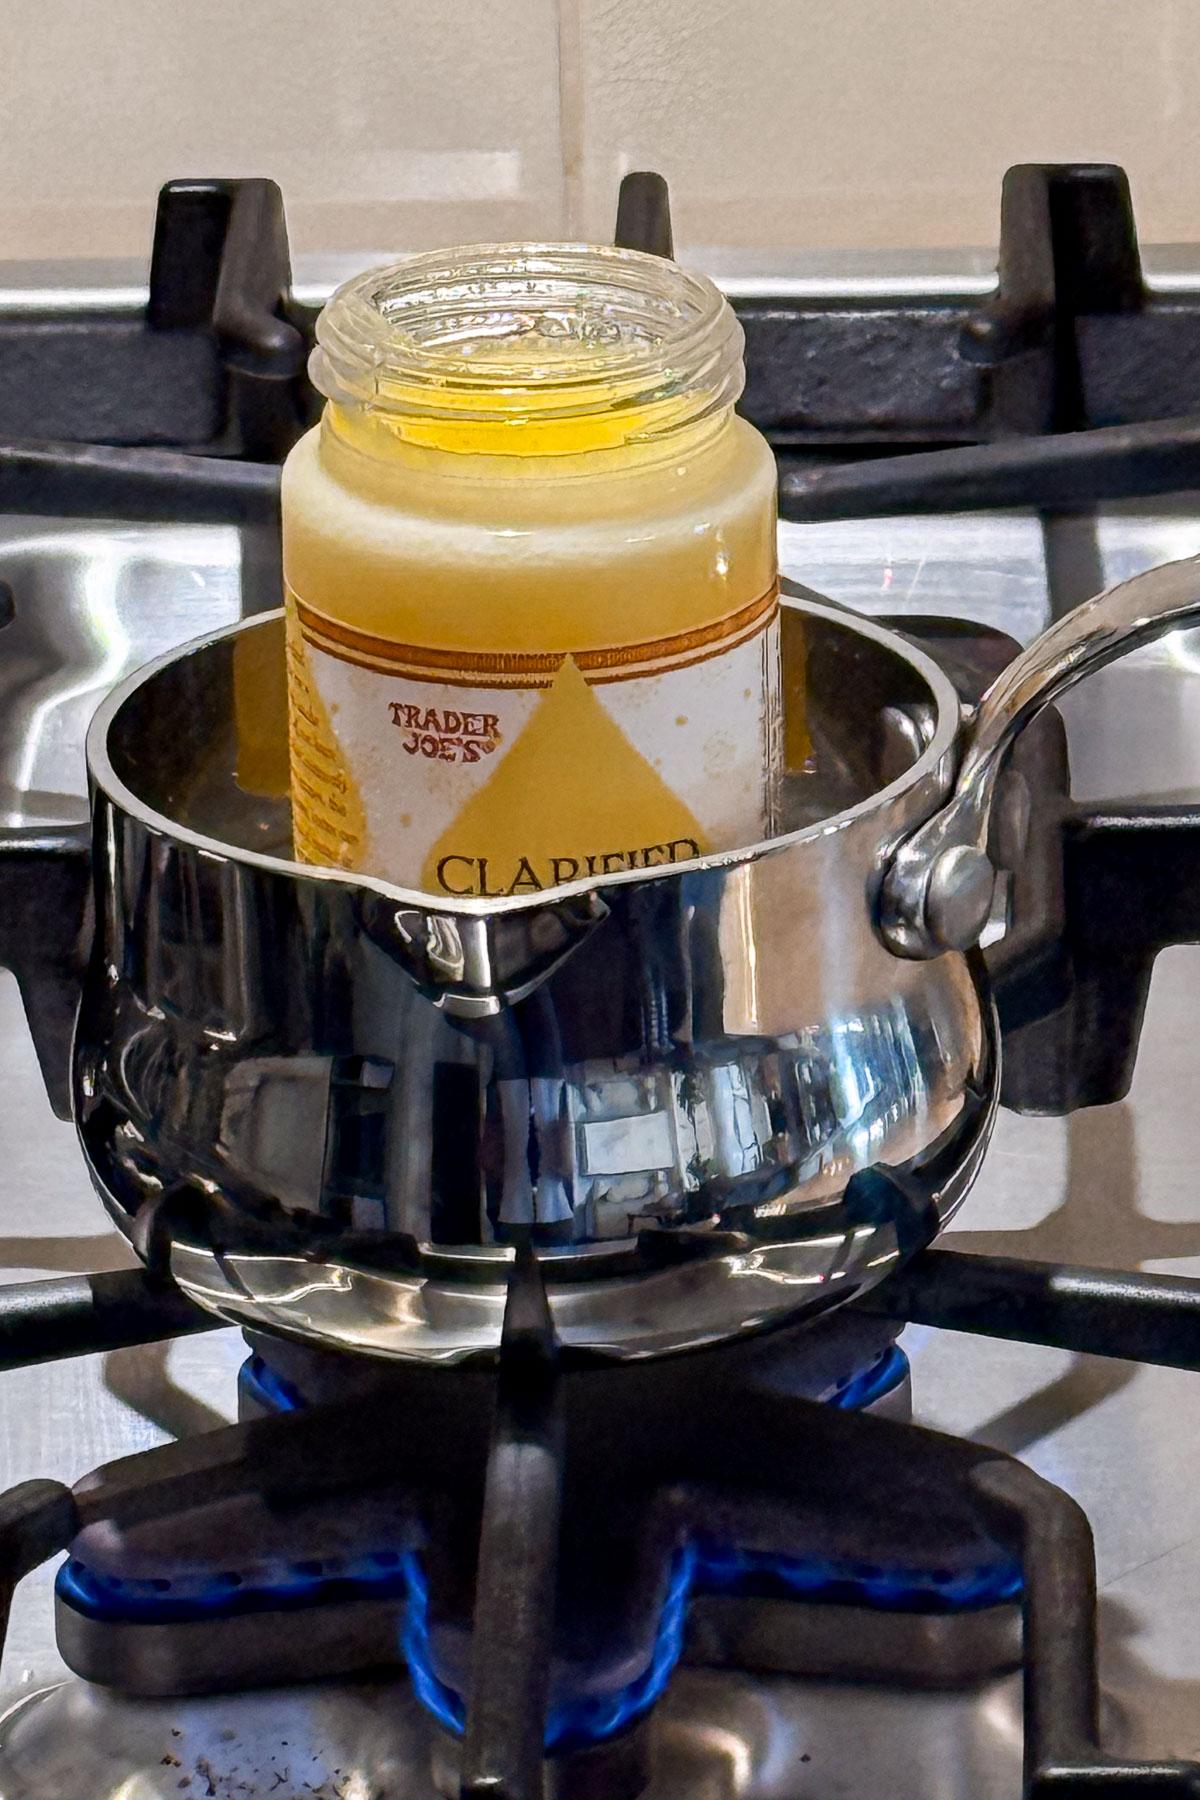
[201, 983, 965, 1247]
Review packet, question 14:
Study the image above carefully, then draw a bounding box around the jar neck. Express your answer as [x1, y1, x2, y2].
[320, 395, 738, 481]
[310, 244, 746, 474]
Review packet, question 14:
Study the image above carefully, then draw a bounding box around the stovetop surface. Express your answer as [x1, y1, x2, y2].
[4, 498, 1200, 1793]
[0, 1667, 1030, 1798]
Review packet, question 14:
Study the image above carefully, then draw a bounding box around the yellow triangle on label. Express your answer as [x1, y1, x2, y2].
[423, 656, 709, 896]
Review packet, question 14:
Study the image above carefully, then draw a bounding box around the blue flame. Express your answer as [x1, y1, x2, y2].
[398, 1541, 698, 1753]
[689, 1540, 1021, 1612]
[57, 1547, 411, 1623]
[829, 1343, 908, 1411]
[398, 1549, 465, 1735]
[59, 1343, 1020, 1756]
[393, 1528, 1020, 1754]
[239, 1353, 306, 1415]
[548, 1545, 696, 1752]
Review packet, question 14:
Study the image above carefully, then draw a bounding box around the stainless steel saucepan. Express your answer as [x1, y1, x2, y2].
[66, 556, 1200, 1362]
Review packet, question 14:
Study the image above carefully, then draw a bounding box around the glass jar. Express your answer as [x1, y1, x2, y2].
[281, 242, 780, 897]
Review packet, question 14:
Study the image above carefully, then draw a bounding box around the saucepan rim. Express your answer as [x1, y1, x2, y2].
[85, 594, 963, 918]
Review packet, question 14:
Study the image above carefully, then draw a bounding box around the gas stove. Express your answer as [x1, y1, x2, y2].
[5, 166, 1200, 1798]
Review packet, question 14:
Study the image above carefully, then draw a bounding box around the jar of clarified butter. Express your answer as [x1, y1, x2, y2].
[281, 243, 781, 899]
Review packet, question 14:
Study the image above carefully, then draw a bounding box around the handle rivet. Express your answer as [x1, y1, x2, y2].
[925, 845, 996, 952]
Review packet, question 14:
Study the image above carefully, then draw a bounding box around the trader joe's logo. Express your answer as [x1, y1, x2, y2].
[389, 700, 501, 765]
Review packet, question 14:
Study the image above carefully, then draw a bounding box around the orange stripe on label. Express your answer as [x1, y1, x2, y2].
[291, 584, 780, 688]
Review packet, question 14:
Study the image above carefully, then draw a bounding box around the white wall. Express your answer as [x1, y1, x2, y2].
[2, 0, 1198, 260]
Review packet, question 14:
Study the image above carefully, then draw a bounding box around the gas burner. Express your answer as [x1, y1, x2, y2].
[0, 1247, 1193, 1798]
[56, 1311, 963, 1727]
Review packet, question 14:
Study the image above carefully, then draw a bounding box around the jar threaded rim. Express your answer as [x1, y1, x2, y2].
[310, 242, 745, 448]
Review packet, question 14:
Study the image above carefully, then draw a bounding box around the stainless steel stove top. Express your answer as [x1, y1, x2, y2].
[4, 498, 1200, 1795]
[0, 1665, 1029, 1798]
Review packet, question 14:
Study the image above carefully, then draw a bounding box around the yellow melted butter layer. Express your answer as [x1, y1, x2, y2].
[282, 408, 778, 656]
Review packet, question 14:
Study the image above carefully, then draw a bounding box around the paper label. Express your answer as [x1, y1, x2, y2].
[286, 586, 780, 896]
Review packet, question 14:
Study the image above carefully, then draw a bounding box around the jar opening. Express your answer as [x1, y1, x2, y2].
[311, 243, 745, 454]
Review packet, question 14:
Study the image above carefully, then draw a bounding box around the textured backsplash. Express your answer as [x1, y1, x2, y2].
[1, 0, 1197, 260]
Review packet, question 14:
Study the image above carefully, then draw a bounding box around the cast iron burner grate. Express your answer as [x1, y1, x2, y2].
[10, 161, 1200, 502]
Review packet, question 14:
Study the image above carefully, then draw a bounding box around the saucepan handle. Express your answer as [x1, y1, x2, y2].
[879, 553, 1200, 958]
